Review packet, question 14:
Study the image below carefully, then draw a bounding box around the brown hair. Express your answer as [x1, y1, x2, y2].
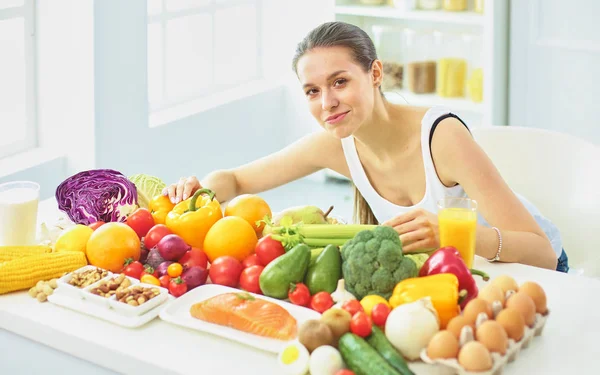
[353, 184, 378, 225]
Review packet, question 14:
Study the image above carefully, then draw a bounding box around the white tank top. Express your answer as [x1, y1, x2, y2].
[340, 106, 564, 258]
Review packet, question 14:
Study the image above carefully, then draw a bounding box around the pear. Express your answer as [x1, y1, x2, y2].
[272, 205, 334, 226]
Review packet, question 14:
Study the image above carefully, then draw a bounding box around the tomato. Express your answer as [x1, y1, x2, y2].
[169, 277, 188, 297]
[144, 224, 172, 249]
[88, 221, 105, 231]
[254, 234, 285, 266]
[310, 292, 334, 313]
[178, 248, 208, 270]
[342, 299, 364, 317]
[141, 265, 158, 278]
[239, 265, 264, 294]
[126, 208, 155, 239]
[242, 253, 262, 269]
[288, 283, 311, 307]
[167, 263, 183, 277]
[208, 256, 243, 287]
[371, 303, 391, 327]
[140, 274, 160, 286]
[159, 275, 171, 289]
[334, 370, 356, 375]
[122, 259, 144, 279]
[350, 311, 372, 338]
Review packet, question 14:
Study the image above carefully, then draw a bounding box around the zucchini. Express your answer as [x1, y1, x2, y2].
[338, 333, 401, 375]
[366, 326, 415, 375]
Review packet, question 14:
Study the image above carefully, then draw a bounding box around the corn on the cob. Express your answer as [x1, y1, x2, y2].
[0, 245, 53, 263]
[0, 251, 87, 295]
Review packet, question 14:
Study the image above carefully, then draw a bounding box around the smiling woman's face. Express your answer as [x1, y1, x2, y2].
[296, 46, 376, 139]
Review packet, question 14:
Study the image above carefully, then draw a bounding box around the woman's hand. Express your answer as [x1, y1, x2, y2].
[163, 176, 201, 204]
[382, 208, 440, 253]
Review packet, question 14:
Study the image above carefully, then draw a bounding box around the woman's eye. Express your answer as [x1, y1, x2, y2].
[305, 88, 318, 96]
[334, 78, 347, 87]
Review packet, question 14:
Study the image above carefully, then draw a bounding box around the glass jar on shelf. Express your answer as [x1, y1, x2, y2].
[442, 0, 467, 11]
[418, 0, 441, 10]
[372, 25, 405, 91]
[434, 30, 468, 98]
[464, 33, 484, 103]
[403, 28, 438, 94]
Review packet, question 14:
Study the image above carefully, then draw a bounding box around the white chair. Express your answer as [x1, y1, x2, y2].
[471, 125, 600, 278]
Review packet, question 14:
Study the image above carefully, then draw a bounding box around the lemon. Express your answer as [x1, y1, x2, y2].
[360, 295, 391, 316]
[54, 224, 94, 254]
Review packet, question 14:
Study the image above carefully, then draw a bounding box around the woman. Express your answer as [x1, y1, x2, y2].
[164, 21, 567, 272]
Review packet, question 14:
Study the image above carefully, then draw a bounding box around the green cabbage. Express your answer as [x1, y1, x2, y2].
[129, 174, 167, 209]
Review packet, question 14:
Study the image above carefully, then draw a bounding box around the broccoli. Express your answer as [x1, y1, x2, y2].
[341, 225, 418, 300]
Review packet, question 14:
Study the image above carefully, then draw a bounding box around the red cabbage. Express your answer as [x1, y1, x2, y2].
[55, 169, 138, 225]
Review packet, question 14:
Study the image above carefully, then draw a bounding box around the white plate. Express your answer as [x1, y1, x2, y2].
[159, 284, 321, 353]
[48, 288, 171, 328]
[56, 265, 113, 298]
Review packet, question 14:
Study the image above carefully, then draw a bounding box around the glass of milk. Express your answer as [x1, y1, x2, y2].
[0, 181, 40, 246]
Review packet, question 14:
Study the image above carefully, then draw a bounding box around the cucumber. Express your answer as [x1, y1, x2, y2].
[366, 326, 415, 375]
[338, 333, 401, 375]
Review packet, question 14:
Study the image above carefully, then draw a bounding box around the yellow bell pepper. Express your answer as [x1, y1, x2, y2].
[389, 273, 464, 329]
[165, 188, 223, 250]
[148, 195, 175, 225]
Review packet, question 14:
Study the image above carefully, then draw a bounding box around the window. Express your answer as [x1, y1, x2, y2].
[0, 0, 36, 159]
[147, 0, 262, 114]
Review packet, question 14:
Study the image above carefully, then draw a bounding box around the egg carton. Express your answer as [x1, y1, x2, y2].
[420, 301, 550, 375]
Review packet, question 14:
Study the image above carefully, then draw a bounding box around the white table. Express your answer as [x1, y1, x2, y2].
[1, 199, 600, 374]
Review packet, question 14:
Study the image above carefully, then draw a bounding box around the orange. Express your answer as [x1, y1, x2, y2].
[203, 216, 258, 263]
[86, 222, 141, 272]
[224, 194, 272, 236]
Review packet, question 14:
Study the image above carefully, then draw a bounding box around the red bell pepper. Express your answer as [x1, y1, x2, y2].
[419, 246, 489, 308]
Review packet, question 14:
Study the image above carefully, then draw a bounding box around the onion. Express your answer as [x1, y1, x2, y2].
[156, 261, 174, 277]
[157, 234, 190, 261]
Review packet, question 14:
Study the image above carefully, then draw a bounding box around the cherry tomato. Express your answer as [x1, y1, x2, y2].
[334, 370, 356, 375]
[167, 262, 183, 277]
[288, 283, 311, 307]
[126, 208, 155, 239]
[159, 275, 171, 289]
[208, 256, 243, 287]
[310, 292, 334, 313]
[178, 248, 208, 270]
[169, 277, 188, 297]
[239, 265, 264, 294]
[141, 265, 158, 278]
[144, 224, 172, 249]
[342, 299, 364, 317]
[122, 259, 144, 279]
[242, 253, 262, 269]
[350, 311, 372, 338]
[88, 221, 105, 231]
[254, 234, 285, 266]
[371, 303, 391, 327]
[140, 274, 160, 286]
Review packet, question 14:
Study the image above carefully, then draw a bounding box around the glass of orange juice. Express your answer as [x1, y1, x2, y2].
[437, 197, 477, 268]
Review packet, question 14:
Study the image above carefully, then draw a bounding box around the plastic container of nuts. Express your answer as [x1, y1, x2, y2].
[82, 273, 139, 308]
[57, 265, 113, 298]
[108, 283, 169, 316]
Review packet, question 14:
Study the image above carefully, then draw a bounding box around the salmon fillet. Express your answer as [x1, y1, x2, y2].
[189, 292, 297, 340]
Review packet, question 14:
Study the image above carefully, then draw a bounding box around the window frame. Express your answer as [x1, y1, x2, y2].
[147, 0, 263, 114]
[0, 0, 37, 160]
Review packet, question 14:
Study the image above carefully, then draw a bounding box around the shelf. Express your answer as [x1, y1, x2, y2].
[335, 5, 483, 26]
[384, 89, 483, 113]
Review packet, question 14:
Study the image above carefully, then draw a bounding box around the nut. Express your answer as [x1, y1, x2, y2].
[68, 267, 109, 288]
[116, 285, 161, 307]
[36, 293, 47, 302]
[89, 273, 131, 298]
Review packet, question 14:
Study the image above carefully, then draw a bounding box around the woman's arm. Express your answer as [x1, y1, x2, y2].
[431, 119, 558, 270]
[196, 130, 348, 203]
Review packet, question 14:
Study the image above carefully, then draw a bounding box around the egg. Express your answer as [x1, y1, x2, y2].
[479, 284, 505, 307]
[278, 341, 310, 375]
[309, 345, 345, 375]
[476, 320, 509, 355]
[463, 298, 493, 325]
[427, 330, 460, 359]
[458, 341, 493, 372]
[491, 275, 519, 295]
[446, 315, 474, 339]
[519, 281, 548, 314]
[505, 292, 536, 327]
[496, 307, 525, 342]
